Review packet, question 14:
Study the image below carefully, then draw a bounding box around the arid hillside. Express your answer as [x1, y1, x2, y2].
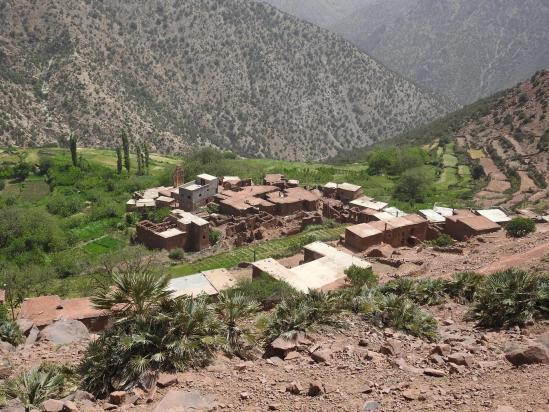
[456, 69, 548, 208]
[0, 0, 450, 160]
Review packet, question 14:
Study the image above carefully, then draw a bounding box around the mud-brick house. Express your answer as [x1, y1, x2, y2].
[178, 174, 219, 211]
[266, 187, 320, 216]
[136, 210, 210, 252]
[344, 223, 385, 251]
[323, 182, 363, 202]
[18, 295, 109, 332]
[444, 215, 501, 241]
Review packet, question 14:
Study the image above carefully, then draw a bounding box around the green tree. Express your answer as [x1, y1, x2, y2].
[136, 144, 143, 176]
[68, 133, 78, 167]
[120, 128, 131, 173]
[143, 143, 150, 173]
[505, 217, 536, 238]
[471, 163, 485, 180]
[115, 146, 123, 175]
[393, 169, 430, 203]
[12, 162, 31, 181]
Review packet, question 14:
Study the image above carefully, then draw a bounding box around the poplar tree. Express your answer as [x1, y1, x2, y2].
[120, 128, 130, 173]
[68, 133, 78, 167]
[116, 146, 123, 175]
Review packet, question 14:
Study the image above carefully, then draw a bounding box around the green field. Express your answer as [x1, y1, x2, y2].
[468, 149, 485, 160]
[168, 225, 345, 277]
[82, 236, 124, 256]
[1, 179, 50, 202]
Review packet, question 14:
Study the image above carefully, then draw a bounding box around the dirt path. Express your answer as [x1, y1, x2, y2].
[518, 170, 537, 192]
[477, 241, 549, 274]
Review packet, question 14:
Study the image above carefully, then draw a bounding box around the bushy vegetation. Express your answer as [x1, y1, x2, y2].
[168, 248, 185, 261]
[0, 320, 23, 346]
[424, 234, 456, 247]
[470, 269, 547, 327]
[228, 273, 297, 310]
[505, 217, 536, 238]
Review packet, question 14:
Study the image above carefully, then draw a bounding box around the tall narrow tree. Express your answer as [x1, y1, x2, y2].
[136, 144, 143, 176]
[68, 133, 78, 167]
[120, 128, 130, 173]
[115, 146, 123, 175]
[143, 143, 150, 174]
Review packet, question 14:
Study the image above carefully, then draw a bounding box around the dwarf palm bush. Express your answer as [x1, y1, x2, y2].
[380, 278, 447, 306]
[0, 320, 23, 346]
[471, 269, 546, 327]
[216, 291, 259, 359]
[5, 366, 64, 411]
[228, 273, 297, 309]
[264, 290, 340, 343]
[445, 272, 484, 303]
[80, 296, 221, 398]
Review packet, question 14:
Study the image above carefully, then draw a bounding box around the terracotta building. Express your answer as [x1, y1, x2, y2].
[136, 210, 210, 252]
[444, 215, 501, 241]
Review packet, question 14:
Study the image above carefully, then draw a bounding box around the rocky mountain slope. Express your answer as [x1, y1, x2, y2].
[333, 0, 549, 104]
[260, 0, 371, 27]
[265, 0, 549, 105]
[0, 0, 450, 160]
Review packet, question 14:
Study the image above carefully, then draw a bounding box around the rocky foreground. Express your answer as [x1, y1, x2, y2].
[2, 300, 548, 412]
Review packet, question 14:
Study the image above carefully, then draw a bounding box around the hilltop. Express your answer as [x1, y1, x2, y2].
[0, 0, 449, 160]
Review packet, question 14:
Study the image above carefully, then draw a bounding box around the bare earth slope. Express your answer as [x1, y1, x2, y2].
[0, 0, 449, 160]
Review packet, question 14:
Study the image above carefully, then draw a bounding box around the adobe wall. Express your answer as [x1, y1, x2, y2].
[344, 229, 384, 251]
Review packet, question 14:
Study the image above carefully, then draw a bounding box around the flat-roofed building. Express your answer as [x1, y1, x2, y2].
[266, 187, 320, 216]
[445, 215, 501, 241]
[18, 295, 109, 331]
[252, 242, 370, 293]
[344, 223, 384, 251]
[419, 209, 446, 223]
[350, 197, 387, 211]
[178, 174, 219, 211]
[476, 209, 511, 224]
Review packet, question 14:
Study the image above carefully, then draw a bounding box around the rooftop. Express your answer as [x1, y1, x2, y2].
[350, 197, 387, 211]
[158, 228, 185, 238]
[346, 223, 383, 238]
[384, 207, 408, 217]
[19, 295, 105, 327]
[338, 182, 362, 192]
[253, 242, 370, 293]
[433, 206, 455, 217]
[419, 209, 446, 223]
[168, 273, 218, 298]
[447, 215, 501, 231]
[476, 209, 511, 223]
[197, 173, 217, 181]
[172, 209, 209, 226]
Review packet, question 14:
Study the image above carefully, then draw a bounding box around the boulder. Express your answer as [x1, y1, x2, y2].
[109, 391, 127, 405]
[16, 318, 34, 335]
[157, 373, 179, 388]
[72, 390, 95, 403]
[505, 344, 549, 366]
[379, 339, 402, 357]
[361, 400, 380, 411]
[0, 356, 12, 378]
[270, 336, 297, 357]
[152, 390, 217, 412]
[308, 381, 324, 397]
[447, 352, 474, 368]
[42, 399, 64, 412]
[25, 326, 39, 345]
[38, 320, 89, 345]
[0, 341, 15, 353]
[423, 368, 446, 377]
[366, 245, 394, 258]
[430, 343, 451, 356]
[63, 400, 79, 412]
[286, 381, 303, 395]
[310, 349, 332, 363]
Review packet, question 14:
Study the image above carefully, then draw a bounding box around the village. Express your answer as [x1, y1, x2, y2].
[11, 166, 549, 336]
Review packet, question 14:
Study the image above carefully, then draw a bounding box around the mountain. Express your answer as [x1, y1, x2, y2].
[332, 0, 549, 104]
[260, 0, 371, 27]
[0, 0, 450, 161]
[264, 0, 549, 105]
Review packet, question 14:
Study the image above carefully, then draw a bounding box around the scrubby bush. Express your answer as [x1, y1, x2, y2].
[80, 296, 221, 397]
[470, 269, 547, 327]
[229, 273, 297, 310]
[168, 248, 185, 261]
[505, 217, 536, 238]
[0, 320, 23, 346]
[424, 234, 455, 247]
[209, 229, 221, 245]
[380, 278, 448, 306]
[445, 272, 484, 303]
[4, 365, 65, 410]
[263, 290, 340, 343]
[344, 265, 378, 289]
[46, 194, 83, 217]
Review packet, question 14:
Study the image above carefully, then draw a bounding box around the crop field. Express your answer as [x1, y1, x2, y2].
[81, 235, 124, 256]
[168, 225, 345, 277]
[1, 179, 50, 202]
[70, 218, 120, 241]
[468, 149, 485, 159]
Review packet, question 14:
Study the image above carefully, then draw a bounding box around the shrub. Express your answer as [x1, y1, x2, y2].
[46, 194, 83, 217]
[80, 296, 221, 397]
[380, 278, 448, 306]
[445, 272, 484, 303]
[263, 290, 340, 343]
[209, 229, 221, 245]
[228, 273, 297, 310]
[4, 366, 64, 410]
[424, 234, 455, 247]
[470, 269, 546, 327]
[505, 217, 536, 238]
[375, 294, 439, 341]
[344, 265, 378, 289]
[0, 179, 4, 191]
[168, 248, 185, 261]
[0, 320, 23, 346]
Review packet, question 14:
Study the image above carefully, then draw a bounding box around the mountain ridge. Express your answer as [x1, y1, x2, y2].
[0, 0, 451, 160]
